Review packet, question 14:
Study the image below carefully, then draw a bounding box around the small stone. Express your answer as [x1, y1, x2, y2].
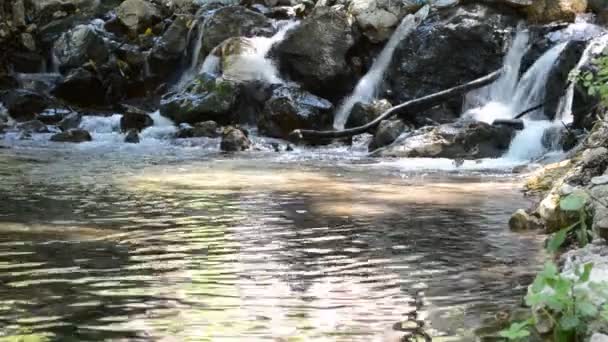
[124, 129, 140, 143]
[591, 333, 608, 342]
[509, 209, 542, 231]
[220, 126, 250, 152]
[20, 33, 36, 52]
[592, 175, 608, 185]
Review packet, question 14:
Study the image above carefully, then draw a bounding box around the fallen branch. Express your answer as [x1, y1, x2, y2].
[514, 103, 544, 120]
[289, 69, 502, 143]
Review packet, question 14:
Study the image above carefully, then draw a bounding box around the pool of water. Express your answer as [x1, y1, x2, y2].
[0, 145, 546, 341]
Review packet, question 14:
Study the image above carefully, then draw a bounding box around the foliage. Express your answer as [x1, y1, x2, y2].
[546, 192, 591, 253]
[501, 262, 608, 341]
[579, 55, 608, 106]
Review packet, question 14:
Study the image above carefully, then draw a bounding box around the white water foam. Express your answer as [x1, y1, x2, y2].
[333, 7, 429, 130]
[200, 20, 299, 83]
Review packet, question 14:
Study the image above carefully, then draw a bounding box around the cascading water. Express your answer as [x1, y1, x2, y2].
[199, 20, 298, 83]
[333, 6, 429, 130]
[463, 30, 569, 161]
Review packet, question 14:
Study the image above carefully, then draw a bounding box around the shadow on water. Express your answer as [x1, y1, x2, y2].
[0, 150, 546, 341]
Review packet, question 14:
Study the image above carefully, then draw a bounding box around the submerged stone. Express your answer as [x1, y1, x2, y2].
[50, 129, 92, 143]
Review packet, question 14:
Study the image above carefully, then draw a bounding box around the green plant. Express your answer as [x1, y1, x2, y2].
[501, 262, 608, 341]
[547, 192, 592, 253]
[579, 55, 608, 105]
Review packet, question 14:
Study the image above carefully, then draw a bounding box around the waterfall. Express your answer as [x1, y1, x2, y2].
[333, 6, 430, 130]
[199, 20, 299, 83]
[556, 34, 608, 124]
[462, 30, 570, 161]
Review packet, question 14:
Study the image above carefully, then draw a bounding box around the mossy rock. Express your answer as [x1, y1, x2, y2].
[525, 160, 572, 194]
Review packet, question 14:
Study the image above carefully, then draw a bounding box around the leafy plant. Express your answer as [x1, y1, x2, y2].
[579, 55, 608, 106]
[547, 192, 591, 253]
[501, 262, 608, 341]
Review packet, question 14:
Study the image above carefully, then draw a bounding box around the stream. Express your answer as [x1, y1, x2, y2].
[0, 144, 546, 341]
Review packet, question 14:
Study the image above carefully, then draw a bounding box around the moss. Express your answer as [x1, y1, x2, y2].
[525, 160, 572, 194]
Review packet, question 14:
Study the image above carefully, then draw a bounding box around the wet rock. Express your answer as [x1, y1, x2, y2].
[58, 112, 82, 131]
[0, 74, 18, 91]
[124, 129, 140, 143]
[375, 120, 516, 159]
[509, 209, 542, 231]
[176, 121, 221, 138]
[17, 120, 49, 133]
[272, 7, 357, 99]
[525, 0, 588, 23]
[345, 99, 392, 129]
[116, 0, 161, 35]
[50, 129, 92, 143]
[493, 119, 524, 130]
[200, 6, 275, 55]
[349, 0, 421, 43]
[220, 126, 251, 151]
[386, 4, 517, 109]
[160, 76, 239, 125]
[541, 126, 579, 151]
[1, 89, 49, 122]
[258, 85, 333, 139]
[545, 40, 586, 120]
[52, 68, 106, 107]
[53, 24, 109, 72]
[120, 112, 153, 132]
[369, 119, 406, 151]
[591, 333, 608, 342]
[149, 16, 189, 80]
[12, 0, 26, 28]
[20, 33, 36, 52]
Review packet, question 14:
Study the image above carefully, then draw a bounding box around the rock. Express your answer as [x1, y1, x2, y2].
[120, 112, 153, 132]
[124, 129, 140, 143]
[1, 90, 49, 122]
[376, 120, 516, 159]
[50, 129, 92, 143]
[541, 125, 578, 151]
[493, 119, 524, 130]
[386, 4, 517, 109]
[160, 75, 239, 125]
[345, 99, 392, 129]
[537, 192, 565, 233]
[17, 120, 49, 133]
[176, 121, 221, 138]
[258, 85, 333, 139]
[272, 7, 357, 99]
[349, 0, 421, 42]
[58, 112, 82, 131]
[591, 333, 608, 342]
[525, 0, 588, 23]
[544, 40, 586, 120]
[200, 6, 275, 55]
[369, 119, 406, 150]
[116, 0, 161, 35]
[220, 126, 251, 151]
[53, 24, 109, 72]
[149, 16, 189, 80]
[12, 0, 26, 28]
[591, 175, 608, 185]
[20, 33, 36, 52]
[582, 147, 608, 169]
[509, 209, 542, 231]
[52, 68, 106, 107]
[525, 160, 572, 193]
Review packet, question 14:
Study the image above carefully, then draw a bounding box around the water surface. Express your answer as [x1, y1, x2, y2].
[0, 146, 545, 341]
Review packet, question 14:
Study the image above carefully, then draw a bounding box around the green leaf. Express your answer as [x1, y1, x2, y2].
[560, 193, 588, 212]
[601, 304, 608, 321]
[576, 300, 598, 318]
[560, 314, 580, 330]
[579, 263, 593, 283]
[499, 321, 531, 340]
[547, 227, 570, 253]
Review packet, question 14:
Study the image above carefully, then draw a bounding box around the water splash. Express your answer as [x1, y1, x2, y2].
[333, 7, 429, 130]
[200, 20, 299, 83]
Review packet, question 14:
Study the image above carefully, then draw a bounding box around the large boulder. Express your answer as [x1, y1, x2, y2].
[116, 0, 161, 35]
[525, 0, 587, 23]
[53, 24, 109, 72]
[33, 0, 101, 25]
[544, 40, 586, 120]
[271, 7, 358, 99]
[220, 126, 251, 151]
[200, 6, 275, 55]
[52, 68, 106, 107]
[149, 16, 189, 80]
[375, 120, 516, 158]
[345, 99, 392, 129]
[120, 112, 153, 132]
[50, 129, 92, 143]
[349, 0, 421, 42]
[258, 85, 333, 139]
[386, 4, 518, 110]
[369, 119, 407, 150]
[160, 75, 240, 125]
[0, 89, 50, 122]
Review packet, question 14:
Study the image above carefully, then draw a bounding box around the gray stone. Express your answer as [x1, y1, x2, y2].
[124, 129, 140, 143]
[50, 129, 92, 143]
[17, 120, 49, 133]
[592, 175, 608, 186]
[1, 90, 49, 122]
[220, 126, 250, 151]
[116, 0, 161, 34]
[58, 112, 82, 131]
[509, 209, 542, 231]
[12, 0, 26, 27]
[120, 112, 153, 132]
[53, 25, 109, 71]
[591, 334, 608, 342]
[369, 119, 406, 151]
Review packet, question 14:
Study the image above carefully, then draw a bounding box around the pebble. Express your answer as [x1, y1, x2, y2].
[591, 175, 608, 186]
